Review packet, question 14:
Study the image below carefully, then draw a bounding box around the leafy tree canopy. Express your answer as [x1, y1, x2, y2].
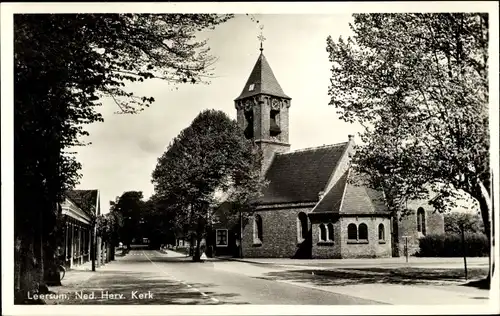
[151, 109, 266, 254]
[326, 13, 490, 235]
[444, 211, 485, 235]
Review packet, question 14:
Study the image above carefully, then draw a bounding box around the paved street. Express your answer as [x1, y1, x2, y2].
[44, 246, 490, 305]
[46, 247, 383, 305]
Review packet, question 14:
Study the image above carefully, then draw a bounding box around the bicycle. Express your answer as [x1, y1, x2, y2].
[57, 263, 66, 281]
[44, 257, 67, 286]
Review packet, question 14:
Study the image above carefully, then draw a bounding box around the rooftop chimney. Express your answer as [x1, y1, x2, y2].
[348, 134, 354, 141]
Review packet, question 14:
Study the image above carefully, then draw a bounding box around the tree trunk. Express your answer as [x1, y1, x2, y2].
[15, 236, 35, 303]
[96, 236, 102, 267]
[473, 179, 493, 281]
[193, 236, 201, 262]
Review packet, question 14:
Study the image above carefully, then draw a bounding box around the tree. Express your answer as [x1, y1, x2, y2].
[14, 14, 232, 302]
[110, 191, 145, 248]
[327, 13, 491, 274]
[445, 212, 485, 235]
[152, 109, 266, 261]
[96, 209, 123, 246]
[139, 196, 178, 249]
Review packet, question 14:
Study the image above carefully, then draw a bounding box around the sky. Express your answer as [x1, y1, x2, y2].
[73, 14, 365, 212]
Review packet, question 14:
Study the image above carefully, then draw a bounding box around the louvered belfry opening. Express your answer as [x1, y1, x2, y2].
[244, 109, 254, 139]
[269, 108, 281, 136]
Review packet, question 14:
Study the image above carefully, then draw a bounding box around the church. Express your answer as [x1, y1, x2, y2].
[221, 44, 445, 259]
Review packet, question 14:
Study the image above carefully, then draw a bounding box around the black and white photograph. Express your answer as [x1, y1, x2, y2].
[1, 2, 499, 315]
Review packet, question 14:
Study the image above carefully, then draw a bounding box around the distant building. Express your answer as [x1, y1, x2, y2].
[219, 47, 444, 259]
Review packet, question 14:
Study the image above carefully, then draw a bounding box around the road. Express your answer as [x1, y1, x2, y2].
[51, 247, 384, 305]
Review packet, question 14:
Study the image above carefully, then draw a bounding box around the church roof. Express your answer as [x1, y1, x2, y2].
[311, 170, 349, 213]
[235, 52, 290, 101]
[311, 169, 389, 215]
[340, 178, 388, 214]
[258, 143, 348, 205]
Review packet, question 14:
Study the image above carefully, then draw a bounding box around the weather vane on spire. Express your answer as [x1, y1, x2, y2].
[257, 25, 266, 52]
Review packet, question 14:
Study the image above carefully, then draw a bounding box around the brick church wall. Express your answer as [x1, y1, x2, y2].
[311, 220, 341, 258]
[396, 201, 445, 256]
[340, 216, 392, 258]
[257, 96, 291, 174]
[242, 207, 311, 258]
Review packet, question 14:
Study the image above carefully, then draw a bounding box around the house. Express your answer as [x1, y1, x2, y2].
[220, 47, 444, 259]
[59, 189, 100, 268]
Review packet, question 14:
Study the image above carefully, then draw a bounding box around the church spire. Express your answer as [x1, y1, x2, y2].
[234, 26, 290, 102]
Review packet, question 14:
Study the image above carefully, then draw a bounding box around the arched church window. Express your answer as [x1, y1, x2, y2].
[347, 223, 357, 240]
[319, 224, 327, 241]
[297, 212, 308, 242]
[254, 214, 263, 244]
[417, 208, 426, 235]
[327, 223, 334, 241]
[378, 223, 385, 241]
[359, 223, 368, 240]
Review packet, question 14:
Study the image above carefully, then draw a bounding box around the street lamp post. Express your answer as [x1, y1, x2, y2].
[402, 236, 411, 263]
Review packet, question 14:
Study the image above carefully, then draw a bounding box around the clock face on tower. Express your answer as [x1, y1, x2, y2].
[244, 99, 253, 112]
[271, 99, 280, 110]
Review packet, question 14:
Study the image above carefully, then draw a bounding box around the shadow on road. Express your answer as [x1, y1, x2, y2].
[260, 267, 489, 287]
[49, 270, 246, 305]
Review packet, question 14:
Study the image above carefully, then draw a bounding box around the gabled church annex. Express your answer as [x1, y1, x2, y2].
[232, 46, 444, 259]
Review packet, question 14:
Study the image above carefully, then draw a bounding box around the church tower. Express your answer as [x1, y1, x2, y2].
[234, 43, 291, 174]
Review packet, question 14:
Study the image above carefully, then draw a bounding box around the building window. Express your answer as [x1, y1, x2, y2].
[319, 224, 327, 241]
[417, 207, 426, 235]
[216, 229, 228, 247]
[253, 214, 263, 244]
[327, 223, 334, 241]
[297, 212, 308, 242]
[347, 223, 357, 240]
[359, 223, 368, 240]
[378, 223, 385, 241]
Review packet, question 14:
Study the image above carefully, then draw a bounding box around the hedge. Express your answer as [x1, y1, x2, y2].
[417, 233, 489, 257]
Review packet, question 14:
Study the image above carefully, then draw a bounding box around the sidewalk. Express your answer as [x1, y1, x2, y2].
[49, 257, 118, 296]
[281, 282, 490, 305]
[218, 256, 488, 269]
[206, 255, 491, 305]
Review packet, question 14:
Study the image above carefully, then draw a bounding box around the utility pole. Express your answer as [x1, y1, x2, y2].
[91, 218, 96, 272]
[239, 209, 243, 258]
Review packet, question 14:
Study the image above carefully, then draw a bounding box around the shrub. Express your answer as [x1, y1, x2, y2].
[417, 233, 489, 257]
